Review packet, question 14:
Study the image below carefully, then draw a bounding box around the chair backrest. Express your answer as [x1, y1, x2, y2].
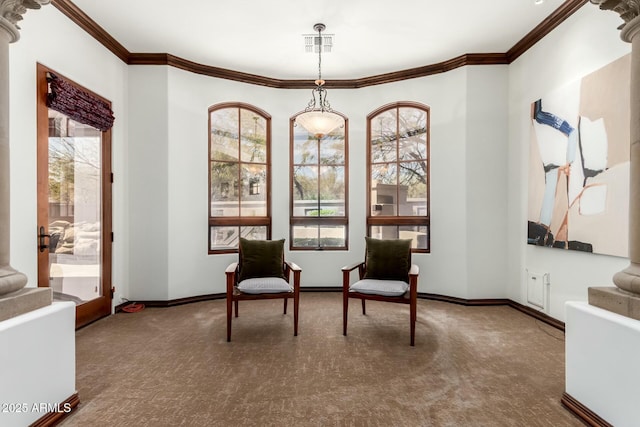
[238, 238, 286, 282]
[363, 237, 412, 283]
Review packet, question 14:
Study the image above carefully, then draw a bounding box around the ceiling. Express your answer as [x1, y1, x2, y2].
[69, 0, 571, 80]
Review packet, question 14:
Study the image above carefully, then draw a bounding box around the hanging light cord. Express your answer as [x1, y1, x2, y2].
[302, 23, 333, 114]
[317, 25, 323, 86]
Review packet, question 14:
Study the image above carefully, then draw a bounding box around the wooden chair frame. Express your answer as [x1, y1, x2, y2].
[225, 261, 301, 342]
[342, 262, 419, 346]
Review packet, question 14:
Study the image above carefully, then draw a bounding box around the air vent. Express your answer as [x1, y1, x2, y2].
[526, 270, 550, 311]
[303, 33, 334, 53]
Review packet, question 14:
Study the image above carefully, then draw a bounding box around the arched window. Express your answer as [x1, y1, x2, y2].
[290, 112, 348, 250]
[208, 103, 271, 253]
[367, 102, 430, 252]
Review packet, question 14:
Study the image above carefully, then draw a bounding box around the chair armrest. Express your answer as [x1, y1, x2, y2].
[342, 261, 365, 289]
[408, 264, 419, 300]
[284, 261, 302, 290]
[225, 262, 238, 275]
[409, 264, 419, 276]
[225, 262, 238, 295]
[285, 261, 302, 272]
[341, 261, 365, 272]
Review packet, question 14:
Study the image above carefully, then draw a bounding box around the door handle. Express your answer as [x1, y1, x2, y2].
[38, 226, 50, 253]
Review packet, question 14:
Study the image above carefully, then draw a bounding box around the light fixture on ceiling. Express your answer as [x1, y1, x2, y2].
[534, 0, 544, 4]
[296, 23, 343, 138]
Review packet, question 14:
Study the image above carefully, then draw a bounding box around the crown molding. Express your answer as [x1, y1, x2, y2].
[128, 52, 509, 89]
[327, 53, 509, 89]
[128, 53, 286, 88]
[51, 0, 128, 62]
[52, 0, 587, 89]
[507, 0, 589, 62]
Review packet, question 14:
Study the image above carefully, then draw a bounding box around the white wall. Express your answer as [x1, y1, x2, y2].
[355, 70, 474, 299]
[9, 3, 633, 321]
[128, 66, 169, 300]
[507, 4, 631, 320]
[8, 5, 129, 307]
[565, 302, 640, 427]
[466, 65, 509, 299]
[124, 63, 509, 301]
[0, 302, 75, 427]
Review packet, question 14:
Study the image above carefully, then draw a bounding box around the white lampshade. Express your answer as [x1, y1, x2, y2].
[296, 110, 343, 138]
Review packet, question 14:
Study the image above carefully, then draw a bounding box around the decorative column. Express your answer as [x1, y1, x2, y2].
[589, 0, 640, 318]
[0, 0, 49, 297]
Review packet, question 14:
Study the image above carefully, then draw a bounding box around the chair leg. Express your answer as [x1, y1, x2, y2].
[410, 300, 417, 347]
[343, 291, 348, 336]
[226, 297, 233, 342]
[361, 299, 366, 315]
[293, 294, 299, 337]
[284, 297, 288, 314]
[234, 300, 239, 318]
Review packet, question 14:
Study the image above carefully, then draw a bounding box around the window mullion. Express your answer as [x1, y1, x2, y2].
[317, 136, 321, 217]
[317, 136, 322, 247]
[209, 103, 271, 253]
[237, 108, 242, 219]
[366, 102, 429, 252]
[396, 107, 400, 217]
[291, 114, 347, 250]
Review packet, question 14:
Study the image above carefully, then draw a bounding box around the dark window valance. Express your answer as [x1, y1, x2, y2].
[46, 73, 115, 132]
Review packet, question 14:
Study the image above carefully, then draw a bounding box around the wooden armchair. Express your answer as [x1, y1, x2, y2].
[225, 238, 301, 342]
[342, 237, 419, 346]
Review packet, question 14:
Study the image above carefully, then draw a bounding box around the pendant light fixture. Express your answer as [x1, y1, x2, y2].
[296, 23, 343, 138]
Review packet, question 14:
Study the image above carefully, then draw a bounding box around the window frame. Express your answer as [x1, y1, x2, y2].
[208, 102, 272, 254]
[366, 101, 430, 253]
[289, 111, 349, 251]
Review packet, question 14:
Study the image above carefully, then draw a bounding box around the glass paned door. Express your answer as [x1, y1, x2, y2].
[36, 64, 112, 328]
[46, 111, 102, 303]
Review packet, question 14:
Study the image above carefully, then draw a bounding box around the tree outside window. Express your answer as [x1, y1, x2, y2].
[367, 102, 430, 252]
[290, 112, 348, 250]
[209, 103, 271, 253]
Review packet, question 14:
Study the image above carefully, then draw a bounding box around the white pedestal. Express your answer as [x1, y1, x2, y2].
[0, 302, 76, 427]
[565, 301, 640, 427]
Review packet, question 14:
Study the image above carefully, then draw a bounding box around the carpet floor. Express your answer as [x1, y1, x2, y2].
[60, 292, 582, 426]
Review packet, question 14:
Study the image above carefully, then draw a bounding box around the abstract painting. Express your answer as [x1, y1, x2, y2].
[527, 54, 630, 257]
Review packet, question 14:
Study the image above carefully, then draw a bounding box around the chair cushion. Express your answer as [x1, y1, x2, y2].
[237, 277, 293, 294]
[350, 279, 409, 297]
[238, 238, 286, 282]
[363, 237, 412, 282]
